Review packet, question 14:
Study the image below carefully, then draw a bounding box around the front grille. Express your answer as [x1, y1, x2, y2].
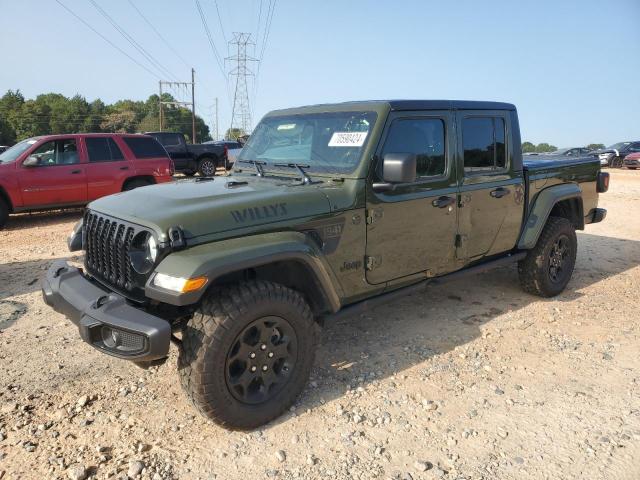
[83, 211, 149, 300]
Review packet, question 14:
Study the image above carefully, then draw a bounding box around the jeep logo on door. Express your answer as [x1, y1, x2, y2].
[230, 203, 288, 223]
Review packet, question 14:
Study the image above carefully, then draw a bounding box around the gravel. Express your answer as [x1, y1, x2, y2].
[0, 171, 639, 479]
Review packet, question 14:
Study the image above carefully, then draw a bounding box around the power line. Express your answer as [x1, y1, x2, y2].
[54, 0, 160, 79]
[255, 0, 264, 54]
[252, 0, 276, 106]
[88, 0, 179, 82]
[194, 0, 226, 80]
[127, 0, 191, 69]
[212, 0, 227, 47]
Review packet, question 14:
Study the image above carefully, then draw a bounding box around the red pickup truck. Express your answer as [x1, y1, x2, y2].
[0, 133, 173, 228]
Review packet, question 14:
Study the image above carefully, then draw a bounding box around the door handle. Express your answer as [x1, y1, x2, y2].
[71, 169, 82, 174]
[120, 166, 129, 170]
[490, 187, 510, 198]
[432, 195, 456, 208]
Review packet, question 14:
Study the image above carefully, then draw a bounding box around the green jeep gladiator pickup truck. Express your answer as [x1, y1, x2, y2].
[42, 100, 609, 430]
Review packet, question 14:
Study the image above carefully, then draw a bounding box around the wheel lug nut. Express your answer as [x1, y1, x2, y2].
[250, 366, 257, 372]
[268, 352, 274, 358]
[262, 365, 268, 371]
[249, 352, 256, 359]
[260, 344, 267, 350]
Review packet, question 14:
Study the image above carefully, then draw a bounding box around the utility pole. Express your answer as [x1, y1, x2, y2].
[226, 32, 257, 137]
[214, 97, 219, 141]
[158, 69, 197, 142]
[158, 81, 163, 131]
[191, 68, 196, 144]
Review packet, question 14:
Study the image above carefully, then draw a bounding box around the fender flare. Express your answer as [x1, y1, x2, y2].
[145, 231, 342, 312]
[518, 183, 582, 250]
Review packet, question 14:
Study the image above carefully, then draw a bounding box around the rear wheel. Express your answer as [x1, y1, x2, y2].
[178, 281, 319, 430]
[0, 199, 8, 229]
[123, 178, 152, 191]
[197, 157, 218, 177]
[518, 216, 577, 297]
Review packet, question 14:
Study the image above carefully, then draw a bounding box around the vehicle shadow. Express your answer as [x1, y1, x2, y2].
[2, 208, 83, 231]
[266, 232, 640, 426]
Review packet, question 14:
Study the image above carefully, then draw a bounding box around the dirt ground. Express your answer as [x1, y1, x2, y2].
[1, 170, 639, 480]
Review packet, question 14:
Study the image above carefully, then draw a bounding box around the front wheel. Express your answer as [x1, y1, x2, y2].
[178, 281, 319, 430]
[197, 157, 218, 176]
[518, 216, 577, 297]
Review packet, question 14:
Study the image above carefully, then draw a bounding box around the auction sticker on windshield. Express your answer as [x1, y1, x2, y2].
[328, 131, 368, 147]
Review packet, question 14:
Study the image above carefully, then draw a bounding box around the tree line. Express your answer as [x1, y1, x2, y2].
[521, 141, 605, 153]
[0, 89, 211, 145]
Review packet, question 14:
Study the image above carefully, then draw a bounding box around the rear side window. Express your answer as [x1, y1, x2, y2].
[123, 137, 167, 159]
[462, 117, 506, 173]
[86, 137, 124, 162]
[155, 133, 182, 147]
[381, 117, 446, 178]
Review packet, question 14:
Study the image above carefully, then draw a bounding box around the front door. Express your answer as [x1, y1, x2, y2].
[18, 138, 87, 207]
[365, 111, 458, 284]
[455, 111, 524, 260]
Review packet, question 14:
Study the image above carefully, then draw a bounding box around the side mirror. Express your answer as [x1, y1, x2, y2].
[23, 155, 40, 167]
[382, 153, 416, 183]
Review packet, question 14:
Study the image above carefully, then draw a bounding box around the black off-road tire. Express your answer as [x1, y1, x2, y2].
[0, 199, 8, 229]
[197, 157, 218, 177]
[178, 281, 319, 430]
[518, 216, 577, 297]
[123, 178, 152, 191]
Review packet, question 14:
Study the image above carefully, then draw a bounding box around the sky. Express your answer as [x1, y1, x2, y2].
[0, 0, 638, 146]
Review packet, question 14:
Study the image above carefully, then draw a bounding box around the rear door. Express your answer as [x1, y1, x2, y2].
[121, 136, 172, 179]
[83, 136, 129, 200]
[18, 137, 87, 207]
[455, 111, 524, 261]
[365, 110, 459, 284]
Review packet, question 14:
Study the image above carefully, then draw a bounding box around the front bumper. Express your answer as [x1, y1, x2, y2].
[42, 260, 171, 362]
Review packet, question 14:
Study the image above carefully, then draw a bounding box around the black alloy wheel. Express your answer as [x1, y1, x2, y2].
[225, 316, 298, 405]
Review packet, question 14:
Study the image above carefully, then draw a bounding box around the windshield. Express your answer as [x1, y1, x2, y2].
[607, 142, 630, 150]
[238, 111, 377, 175]
[0, 138, 39, 163]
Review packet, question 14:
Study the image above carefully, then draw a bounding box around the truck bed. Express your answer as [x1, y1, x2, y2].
[523, 155, 599, 170]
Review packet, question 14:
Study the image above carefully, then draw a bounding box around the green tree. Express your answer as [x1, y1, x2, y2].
[535, 143, 557, 153]
[0, 90, 25, 143]
[587, 143, 605, 150]
[0, 89, 211, 143]
[100, 110, 138, 133]
[225, 128, 246, 140]
[522, 141, 536, 153]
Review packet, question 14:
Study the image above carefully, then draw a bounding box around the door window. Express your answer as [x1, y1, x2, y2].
[86, 137, 124, 162]
[462, 117, 506, 173]
[29, 139, 79, 166]
[381, 118, 446, 178]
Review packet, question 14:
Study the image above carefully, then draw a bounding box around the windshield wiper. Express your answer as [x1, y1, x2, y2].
[238, 159, 266, 177]
[274, 163, 314, 185]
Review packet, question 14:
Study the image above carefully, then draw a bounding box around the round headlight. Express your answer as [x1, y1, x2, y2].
[129, 231, 158, 274]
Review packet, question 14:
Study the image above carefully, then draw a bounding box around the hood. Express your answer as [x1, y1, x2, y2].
[89, 175, 332, 241]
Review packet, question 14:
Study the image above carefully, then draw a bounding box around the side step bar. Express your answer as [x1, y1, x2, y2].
[323, 251, 527, 323]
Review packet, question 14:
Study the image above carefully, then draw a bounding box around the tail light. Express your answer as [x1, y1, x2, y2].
[597, 171, 609, 193]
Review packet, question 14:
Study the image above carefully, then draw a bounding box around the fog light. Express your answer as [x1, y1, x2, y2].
[100, 326, 145, 353]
